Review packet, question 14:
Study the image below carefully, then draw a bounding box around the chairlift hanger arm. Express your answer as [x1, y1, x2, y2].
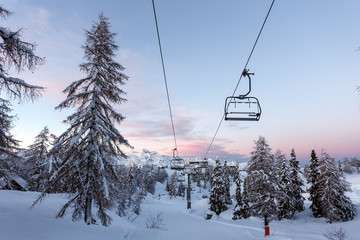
[240, 69, 254, 98]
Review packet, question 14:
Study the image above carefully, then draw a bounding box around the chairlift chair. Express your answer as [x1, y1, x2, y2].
[170, 148, 185, 170]
[188, 159, 208, 168]
[177, 175, 185, 182]
[224, 96, 262, 121]
[224, 69, 262, 121]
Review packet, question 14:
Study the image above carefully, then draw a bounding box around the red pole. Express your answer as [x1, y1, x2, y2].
[264, 226, 270, 236]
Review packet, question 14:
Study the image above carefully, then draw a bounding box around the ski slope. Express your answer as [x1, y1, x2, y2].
[0, 174, 360, 240]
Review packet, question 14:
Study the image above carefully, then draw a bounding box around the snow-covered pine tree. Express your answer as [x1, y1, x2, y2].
[155, 167, 168, 184]
[125, 165, 137, 208]
[307, 148, 321, 218]
[317, 150, 355, 223]
[338, 160, 344, 178]
[142, 166, 156, 195]
[341, 157, 353, 174]
[44, 134, 64, 193]
[47, 134, 61, 175]
[241, 177, 251, 219]
[209, 159, 227, 215]
[232, 165, 244, 220]
[0, 6, 44, 184]
[233, 164, 241, 203]
[0, 99, 19, 155]
[0, 100, 22, 184]
[223, 160, 232, 205]
[302, 163, 310, 179]
[169, 171, 177, 198]
[128, 165, 143, 217]
[277, 158, 295, 220]
[116, 165, 127, 217]
[274, 149, 286, 175]
[350, 157, 360, 173]
[25, 126, 51, 191]
[177, 181, 185, 197]
[203, 165, 213, 189]
[33, 13, 131, 226]
[246, 136, 278, 224]
[288, 148, 305, 213]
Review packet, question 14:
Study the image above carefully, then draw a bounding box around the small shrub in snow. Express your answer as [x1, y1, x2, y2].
[146, 212, 166, 230]
[324, 226, 347, 240]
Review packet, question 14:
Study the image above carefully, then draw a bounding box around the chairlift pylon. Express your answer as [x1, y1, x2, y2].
[224, 69, 262, 121]
[170, 148, 185, 170]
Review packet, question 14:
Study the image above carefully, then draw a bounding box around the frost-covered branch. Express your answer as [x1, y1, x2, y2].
[0, 6, 45, 101]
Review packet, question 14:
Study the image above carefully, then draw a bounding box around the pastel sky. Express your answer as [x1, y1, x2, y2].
[2, 0, 360, 163]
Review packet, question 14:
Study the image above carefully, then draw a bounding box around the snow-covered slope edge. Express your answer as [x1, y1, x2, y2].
[0, 174, 359, 240]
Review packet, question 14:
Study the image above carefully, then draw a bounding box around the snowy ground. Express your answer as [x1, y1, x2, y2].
[1, 174, 360, 240]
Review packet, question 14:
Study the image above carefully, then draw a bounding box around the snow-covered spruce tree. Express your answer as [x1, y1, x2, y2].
[155, 167, 168, 184]
[341, 157, 353, 174]
[232, 165, 244, 220]
[274, 149, 286, 175]
[33, 13, 131, 226]
[125, 165, 137, 208]
[0, 6, 44, 183]
[44, 134, 65, 193]
[223, 160, 232, 205]
[169, 171, 177, 198]
[302, 163, 310, 179]
[0, 99, 19, 155]
[288, 148, 305, 213]
[241, 177, 251, 219]
[338, 160, 344, 178]
[209, 159, 227, 215]
[350, 157, 360, 173]
[177, 181, 185, 197]
[116, 165, 127, 217]
[246, 136, 278, 225]
[24, 126, 51, 191]
[0, 100, 22, 183]
[317, 150, 355, 223]
[307, 148, 321, 218]
[47, 134, 61, 175]
[127, 165, 143, 217]
[142, 166, 156, 195]
[203, 164, 213, 189]
[277, 158, 295, 220]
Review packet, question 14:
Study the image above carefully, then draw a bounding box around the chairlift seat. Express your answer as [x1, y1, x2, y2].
[170, 157, 185, 170]
[225, 96, 262, 121]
